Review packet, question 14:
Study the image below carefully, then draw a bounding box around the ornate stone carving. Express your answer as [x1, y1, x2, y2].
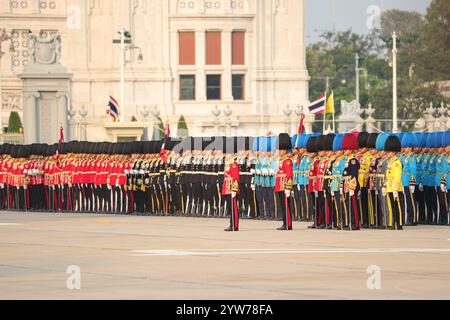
[283, 104, 292, 133]
[365, 103, 377, 133]
[338, 100, 364, 133]
[1, 92, 22, 111]
[79, 105, 88, 122]
[29, 32, 61, 65]
[176, 0, 246, 15]
[437, 102, 448, 131]
[132, 0, 148, 14]
[10, 29, 30, 71]
[423, 103, 437, 132]
[139, 105, 150, 121]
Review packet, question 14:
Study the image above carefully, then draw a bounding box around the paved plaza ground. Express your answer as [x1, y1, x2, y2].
[0, 212, 449, 300]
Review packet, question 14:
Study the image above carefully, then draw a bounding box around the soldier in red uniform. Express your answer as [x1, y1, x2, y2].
[306, 136, 321, 229]
[222, 138, 240, 232]
[275, 134, 294, 231]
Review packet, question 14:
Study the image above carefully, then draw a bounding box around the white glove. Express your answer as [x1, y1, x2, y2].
[285, 190, 291, 198]
[339, 188, 344, 195]
[382, 188, 387, 197]
[349, 190, 355, 197]
[24, 185, 28, 190]
[393, 191, 399, 199]
[269, 169, 275, 176]
[231, 192, 237, 198]
[358, 191, 362, 198]
[251, 185, 256, 191]
[419, 184, 424, 192]
[262, 169, 269, 176]
[441, 184, 446, 193]
[256, 169, 261, 175]
[315, 191, 318, 198]
[107, 185, 112, 190]
[297, 185, 301, 192]
[250, 169, 256, 175]
[124, 170, 129, 175]
[0, 184, 4, 188]
[409, 186, 415, 193]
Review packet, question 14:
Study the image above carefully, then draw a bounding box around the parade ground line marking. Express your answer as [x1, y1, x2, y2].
[0, 223, 22, 226]
[130, 248, 450, 257]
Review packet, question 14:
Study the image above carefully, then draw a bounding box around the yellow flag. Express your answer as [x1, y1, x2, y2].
[326, 91, 334, 114]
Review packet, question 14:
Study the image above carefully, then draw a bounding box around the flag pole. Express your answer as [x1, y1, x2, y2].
[332, 91, 336, 133]
[323, 91, 327, 134]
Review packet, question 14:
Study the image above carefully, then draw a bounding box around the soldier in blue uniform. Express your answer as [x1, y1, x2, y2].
[415, 133, 427, 224]
[400, 133, 418, 226]
[331, 134, 346, 229]
[435, 132, 448, 225]
[299, 135, 313, 222]
[424, 133, 438, 224]
[444, 131, 450, 225]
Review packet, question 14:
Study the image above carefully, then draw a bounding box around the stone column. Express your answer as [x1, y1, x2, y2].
[196, 29, 206, 101]
[222, 29, 233, 102]
[23, 91, 39, 144]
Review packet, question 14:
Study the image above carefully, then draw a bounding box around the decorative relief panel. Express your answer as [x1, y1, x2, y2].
[28, 32, 62, 65]
[10, 29, 30, 72]
[9, 0, 32, 13]
[133, 0, 148, 15]
[89, 0, 104, 15]
[1, 91, 23, 113]
[175, 0, 247, 14]
[38, 0, 58, 13]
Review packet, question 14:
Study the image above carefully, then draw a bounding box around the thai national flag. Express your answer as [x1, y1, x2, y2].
[308, 92, 327, 115]
[107, 96, 120, 121]
[160, 123, 171, 164]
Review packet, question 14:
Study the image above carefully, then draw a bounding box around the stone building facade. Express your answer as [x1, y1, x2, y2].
[0, 0, 310, 143]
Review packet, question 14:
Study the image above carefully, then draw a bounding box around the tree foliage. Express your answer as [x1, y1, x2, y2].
[307, 0, 449, 129]
[7, 111, 22, 134]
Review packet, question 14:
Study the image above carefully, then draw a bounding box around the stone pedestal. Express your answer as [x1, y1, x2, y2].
[20, 65, 72, 144]
[104, 122, 147, 142]
[19, 33, 72, 144]
[337, 100, 363, 133]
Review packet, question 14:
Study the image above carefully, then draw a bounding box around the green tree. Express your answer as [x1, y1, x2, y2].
[307, 5, 449, 131]
[417, 0, 450, 81]
[7, 111, 22, 133]
[177, 115, 189, 139]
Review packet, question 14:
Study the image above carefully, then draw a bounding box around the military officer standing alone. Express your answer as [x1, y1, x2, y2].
[223, 139, 240, 232]
[275, 134, 294, 231]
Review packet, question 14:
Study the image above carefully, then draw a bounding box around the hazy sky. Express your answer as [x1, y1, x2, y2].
[306, 0, 432, 44]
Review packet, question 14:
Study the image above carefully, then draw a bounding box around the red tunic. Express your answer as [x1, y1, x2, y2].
[308, 159, 320, 193]
[275, 157, 293, 193]
[315, 159, 328, 192]
[221, 161, 240, 196]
